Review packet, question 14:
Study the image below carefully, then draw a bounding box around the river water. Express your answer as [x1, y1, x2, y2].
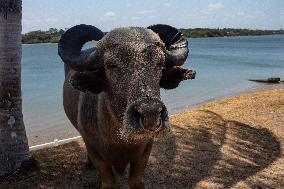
[22, 35, 284, 145]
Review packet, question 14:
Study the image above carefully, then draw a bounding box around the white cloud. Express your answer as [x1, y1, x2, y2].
[44, 18, 59, 23]
[22, 19, 41, 23]
[148, 15, 158, 20]
[129, 9, 157, 21]
[98, 11, 117, 24]
[104, 11, 116, 17]
[237, 12, 245, 16]
[138, 10, 154, 15]
[208, 3, 224, 11]
[130, 14, 157, 21]
[201, 3, 225, 15]
[130, 16, 141, 21]
[163, 3, 171, 7]
[23, 18, 59, 24]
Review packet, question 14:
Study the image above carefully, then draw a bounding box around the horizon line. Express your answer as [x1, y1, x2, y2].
[22, 27, 284, 34]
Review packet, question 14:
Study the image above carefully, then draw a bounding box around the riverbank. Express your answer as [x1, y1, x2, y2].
[22, 27, 284, 44]
[2, 89, 283, 188]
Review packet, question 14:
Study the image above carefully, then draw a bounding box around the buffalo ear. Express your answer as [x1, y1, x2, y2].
[69, 70, 106, 93]
[160, 67, 196, 89]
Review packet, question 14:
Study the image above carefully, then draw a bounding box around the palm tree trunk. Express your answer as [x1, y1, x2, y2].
[0, 0, 31, 176]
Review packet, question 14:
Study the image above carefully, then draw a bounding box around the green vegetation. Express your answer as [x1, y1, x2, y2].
[180, 28, 284, 38]
[22, 28, 65, 44]
[22, 28, 284, 44]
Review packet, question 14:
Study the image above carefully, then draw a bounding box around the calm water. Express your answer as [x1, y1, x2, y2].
[22, 35, 284, 145]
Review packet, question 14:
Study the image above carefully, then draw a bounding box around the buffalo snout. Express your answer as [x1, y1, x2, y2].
[130, 98, 169, 132]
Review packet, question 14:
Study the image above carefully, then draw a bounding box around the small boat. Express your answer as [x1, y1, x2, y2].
[249, 77, 281, 83]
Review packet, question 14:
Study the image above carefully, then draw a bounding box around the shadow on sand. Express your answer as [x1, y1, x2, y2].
[146, 110, 281, 188]
[1, 110, 281, 189]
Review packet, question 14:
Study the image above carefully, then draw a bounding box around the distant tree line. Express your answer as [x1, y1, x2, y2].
[22, 27, 284, 44]
[180, 28, 284, 38]
[22, 28, 66, 44]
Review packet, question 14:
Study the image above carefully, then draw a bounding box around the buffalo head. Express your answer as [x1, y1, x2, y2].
[58, 24, 195, 140]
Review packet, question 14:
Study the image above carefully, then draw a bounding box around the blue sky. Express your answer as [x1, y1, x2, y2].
[22, 0, 284, 33]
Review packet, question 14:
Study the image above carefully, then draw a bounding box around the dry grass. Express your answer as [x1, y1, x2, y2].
[1, 89, 283, 189]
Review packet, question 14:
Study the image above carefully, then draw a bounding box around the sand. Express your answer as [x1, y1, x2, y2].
[1, 89, 283, 189]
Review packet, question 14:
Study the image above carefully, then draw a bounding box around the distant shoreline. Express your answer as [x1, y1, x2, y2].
[189, 33, 284, 39]
[180, 28, 284, 38]
[22, 27, 284, 44]
[21, 34, 284, 45]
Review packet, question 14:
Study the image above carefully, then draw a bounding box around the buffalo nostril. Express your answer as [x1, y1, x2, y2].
[132, 103, 168, 131]
[160, 108, 168, 121]
[133, 110, 144, 127]
[139, 115, 144, 128]
[158, 116, 162, 127]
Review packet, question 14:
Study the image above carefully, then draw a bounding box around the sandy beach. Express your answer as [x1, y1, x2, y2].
[1, 88, 283, 188]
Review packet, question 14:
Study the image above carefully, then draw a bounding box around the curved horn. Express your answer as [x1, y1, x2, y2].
[147, 24, 189, 68]
[58, 24, 104, 71]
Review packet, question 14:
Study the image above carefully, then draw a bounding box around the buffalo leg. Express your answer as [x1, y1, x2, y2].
[129, 142, 153, 189]
[87, 149, 117, 189]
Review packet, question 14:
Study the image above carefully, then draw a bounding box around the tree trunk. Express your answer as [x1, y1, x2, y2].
[0, 0, 31, 176]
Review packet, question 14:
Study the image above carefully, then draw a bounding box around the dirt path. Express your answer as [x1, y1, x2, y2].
[1, 89, 283, 189]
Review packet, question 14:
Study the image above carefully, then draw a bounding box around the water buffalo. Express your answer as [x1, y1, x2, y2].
[58, 24, 195, 189]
